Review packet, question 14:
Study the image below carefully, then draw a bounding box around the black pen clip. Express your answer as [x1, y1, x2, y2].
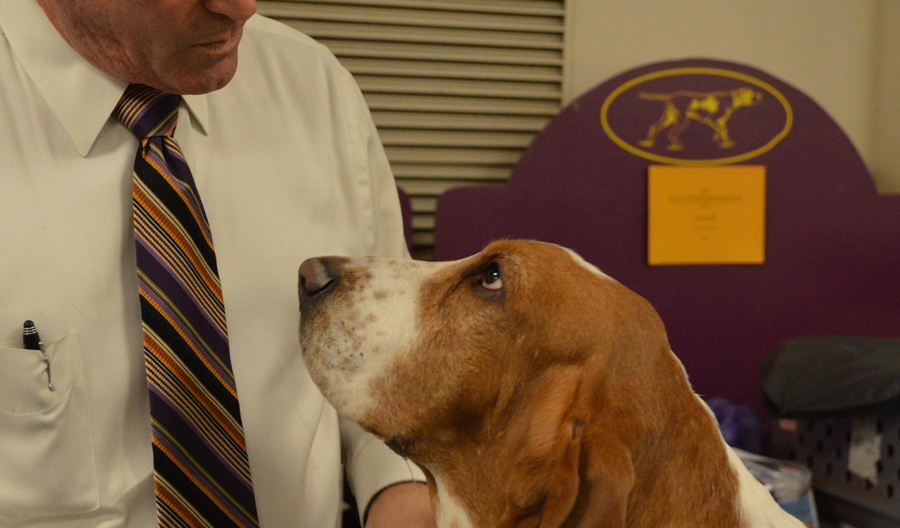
[23, 320, 55, 392]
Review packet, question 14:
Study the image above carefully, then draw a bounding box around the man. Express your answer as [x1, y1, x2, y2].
[0, 0, 436, 526]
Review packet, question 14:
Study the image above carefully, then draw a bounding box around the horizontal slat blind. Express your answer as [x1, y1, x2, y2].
[258, 0, 566, 259]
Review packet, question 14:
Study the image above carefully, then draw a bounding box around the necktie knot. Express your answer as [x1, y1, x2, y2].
[114, 84, 181, 139]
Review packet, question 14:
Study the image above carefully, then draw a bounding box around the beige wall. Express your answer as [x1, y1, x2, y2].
[872, 1, 900, 194]
[564, 0, 900, 194]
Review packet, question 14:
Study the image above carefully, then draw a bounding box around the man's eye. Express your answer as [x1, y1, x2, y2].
[481, 262, 503, 290]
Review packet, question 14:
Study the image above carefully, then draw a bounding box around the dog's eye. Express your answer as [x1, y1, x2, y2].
[481, 262, 503, 290]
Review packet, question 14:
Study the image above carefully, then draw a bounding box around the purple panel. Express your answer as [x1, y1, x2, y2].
[434, 59, 900, 417]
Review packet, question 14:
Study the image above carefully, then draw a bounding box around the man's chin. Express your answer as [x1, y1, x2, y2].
[155, 54, 239, 95]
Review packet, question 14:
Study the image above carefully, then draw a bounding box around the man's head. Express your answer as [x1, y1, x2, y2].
[37, 0, 257, 94]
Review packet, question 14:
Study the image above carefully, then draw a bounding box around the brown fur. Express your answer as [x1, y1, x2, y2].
[351, 241, 745, 527]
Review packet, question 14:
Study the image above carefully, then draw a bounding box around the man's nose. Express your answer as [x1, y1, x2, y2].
[205, 0, 257, 23]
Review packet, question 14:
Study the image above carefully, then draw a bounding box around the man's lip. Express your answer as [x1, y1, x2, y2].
[197, 36, 231, 47]
[195, 30, 240, 49]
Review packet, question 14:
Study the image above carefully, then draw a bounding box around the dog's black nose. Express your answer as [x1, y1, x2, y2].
[298, 257, 342, 309]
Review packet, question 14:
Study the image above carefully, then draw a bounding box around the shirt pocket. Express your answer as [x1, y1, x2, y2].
[0, 334, 100, 520]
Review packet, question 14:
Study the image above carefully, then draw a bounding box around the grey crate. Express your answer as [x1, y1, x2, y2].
[771, 415, 900, 527]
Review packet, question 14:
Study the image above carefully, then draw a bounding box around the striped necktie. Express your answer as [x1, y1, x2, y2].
[115, 84, 259, 528]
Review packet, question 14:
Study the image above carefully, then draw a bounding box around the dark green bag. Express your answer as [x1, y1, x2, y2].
[761, 336, 900, 418]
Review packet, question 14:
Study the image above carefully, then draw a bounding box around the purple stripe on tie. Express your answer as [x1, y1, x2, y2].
[136, 240, 230, 361]
[134, 183, 223, 319]
[132, 93, 180, 139]
[148, 382, 241, 474]
[143, 140, 170, 172]
[161, 144, 214, 240]
[135, 226, 224, 332]
[140, 276, 235, 391]
[149, 390, 257, 519]
[145, 138, 207, 227]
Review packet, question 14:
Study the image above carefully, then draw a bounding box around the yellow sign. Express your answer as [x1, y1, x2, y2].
[648, 165, 766, 265]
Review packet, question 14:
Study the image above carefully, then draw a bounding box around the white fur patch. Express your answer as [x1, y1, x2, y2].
[432, 472, 476, 528]
[696, 396, 807, 527]
[301, 257, 456, 422]
[726, 446, 807, 527]
[562, 247, 616, 282]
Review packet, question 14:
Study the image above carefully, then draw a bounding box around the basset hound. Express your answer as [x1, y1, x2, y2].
[297, 240, 807, 528]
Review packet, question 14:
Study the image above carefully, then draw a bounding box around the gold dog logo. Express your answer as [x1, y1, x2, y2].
[637, 88, 763, 151]
[601, 68, 792, 166]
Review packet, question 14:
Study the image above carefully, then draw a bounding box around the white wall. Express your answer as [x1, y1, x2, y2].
[564, 0, 900, 193]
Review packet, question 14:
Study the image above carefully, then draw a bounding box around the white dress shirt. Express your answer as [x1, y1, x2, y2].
[0, 1, 423, 526]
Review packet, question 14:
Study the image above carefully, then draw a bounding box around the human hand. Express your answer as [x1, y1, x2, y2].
[365, 481, 437, 528]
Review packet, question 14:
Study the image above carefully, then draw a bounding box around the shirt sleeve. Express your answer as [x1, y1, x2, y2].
[342, 67, 410, 260]
[333, 61, 426, 524]
[341, 419, 427, 525]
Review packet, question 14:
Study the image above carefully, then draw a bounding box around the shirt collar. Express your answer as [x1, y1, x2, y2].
[0, 0, 209, 157]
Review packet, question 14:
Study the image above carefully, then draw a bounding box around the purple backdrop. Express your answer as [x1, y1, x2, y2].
[433, 59, 900, 418]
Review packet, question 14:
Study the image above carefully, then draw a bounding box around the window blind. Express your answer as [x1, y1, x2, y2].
[257, 0, 566, 259]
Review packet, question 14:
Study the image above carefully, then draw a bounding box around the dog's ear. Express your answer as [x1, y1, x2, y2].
[533, 418, 585, 528]
[536, 407, 636, 528]
[562, 434, 635, 528]
[501, 368, 635, 528]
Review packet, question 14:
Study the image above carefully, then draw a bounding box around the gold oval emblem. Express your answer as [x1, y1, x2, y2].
[600, 67, 793, 166]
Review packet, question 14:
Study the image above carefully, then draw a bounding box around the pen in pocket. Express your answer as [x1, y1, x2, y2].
[23, 320, 55, 391]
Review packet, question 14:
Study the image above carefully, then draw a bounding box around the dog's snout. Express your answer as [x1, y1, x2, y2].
[298, 257, 341, 308]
